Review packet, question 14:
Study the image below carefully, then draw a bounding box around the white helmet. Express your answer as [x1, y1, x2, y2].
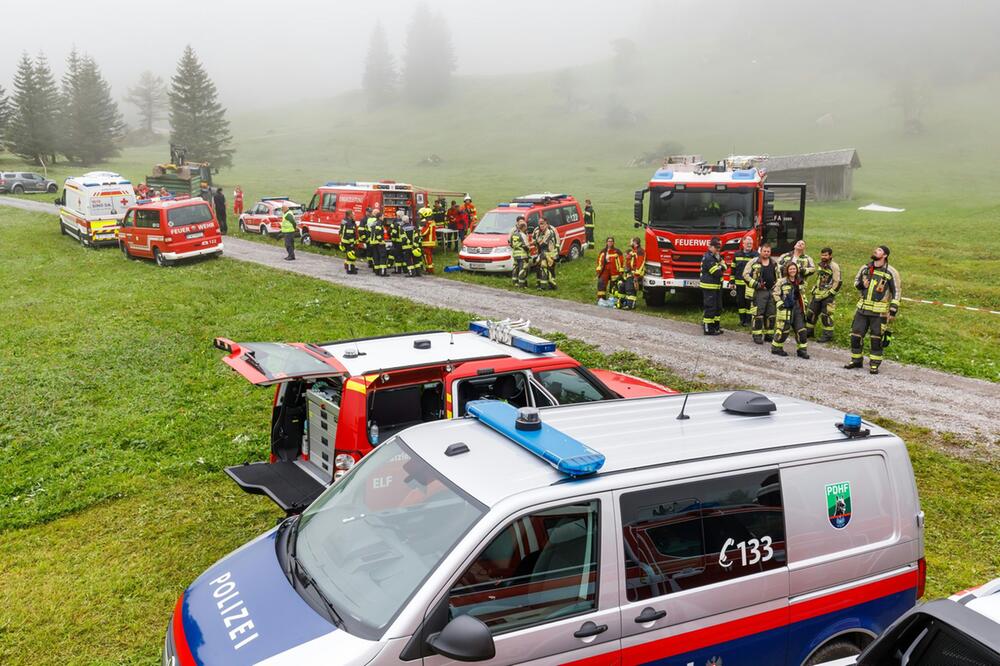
[464, 194, 472, 201]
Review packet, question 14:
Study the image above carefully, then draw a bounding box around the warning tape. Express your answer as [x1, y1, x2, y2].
[900, 296, 1000, 316]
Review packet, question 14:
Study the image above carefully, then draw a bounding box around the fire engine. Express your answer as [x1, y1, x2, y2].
[633, 155, 806, 305]
[214, 320, 674, 513]
[297, 181, 463, 246]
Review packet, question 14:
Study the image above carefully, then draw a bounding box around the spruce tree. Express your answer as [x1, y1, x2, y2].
[57, 51, 125, 164]
[5, 53, 60, 165]
[168, 46, 234, 169]
[0, 84, 10, 145]
[125, 71, 167, 134]
[402, 4, 457, 106]
[362, 21, 397, 109]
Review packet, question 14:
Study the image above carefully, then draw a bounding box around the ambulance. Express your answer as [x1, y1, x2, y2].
[458, 194, 587, 273]
[56, 171, 136, 246]
[165, 391, 925, 666]
[214, 320, 673, 513]
[297, 181, 463, 246]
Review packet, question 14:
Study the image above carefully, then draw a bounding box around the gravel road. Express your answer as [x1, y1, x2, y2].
[4, 196, 997, 452]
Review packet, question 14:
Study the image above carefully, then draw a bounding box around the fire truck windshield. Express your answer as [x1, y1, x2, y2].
[474, 210, 522, 234]
[648, 188, 754, 232]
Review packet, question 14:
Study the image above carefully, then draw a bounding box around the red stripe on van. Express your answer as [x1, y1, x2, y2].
[173, 594, 197, 666]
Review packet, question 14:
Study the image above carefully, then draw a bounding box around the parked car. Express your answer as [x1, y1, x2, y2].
[238, 197, 303, 237]
[1, 171, 58, 194]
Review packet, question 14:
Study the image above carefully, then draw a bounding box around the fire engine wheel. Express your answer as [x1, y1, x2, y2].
[120, 241, 130, 259]
[300, 229, 312, 246]
[803, 638, 863, 665]
[154, 248, 171, 267]
[644, 287, 666, 307]
[568, 241, 582, 261]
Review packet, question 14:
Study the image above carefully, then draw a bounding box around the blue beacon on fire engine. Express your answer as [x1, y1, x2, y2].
[468, 320, 557, 354]
[466, 400, 605, 477]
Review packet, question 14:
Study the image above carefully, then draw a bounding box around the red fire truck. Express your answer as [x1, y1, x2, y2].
[215, 320, 674, 513]
[633, 156, 806, 306]
[297, 180, 462, 246]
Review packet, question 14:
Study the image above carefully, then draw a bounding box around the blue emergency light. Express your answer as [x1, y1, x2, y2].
[467, 401, 605, 477]
[731, 169, 756, 180]
[261, 196, 291, 202]
[469, 320, 556, 354]
[653, 169, 674, 180]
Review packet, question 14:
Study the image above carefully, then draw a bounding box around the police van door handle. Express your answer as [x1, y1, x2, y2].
[634, 607, 667, 623]
[573, 621, 608, 639]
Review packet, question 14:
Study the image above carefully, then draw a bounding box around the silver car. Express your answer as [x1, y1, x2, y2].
[0, 171, 58, 194]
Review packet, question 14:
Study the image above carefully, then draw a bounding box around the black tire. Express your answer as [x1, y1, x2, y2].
[47, 183, 58, 193]
[59, 221, 67, 236]
[239, 219, 247, 233]
[259, 225, 269, 238]
[803, 638, 862, 666]
[644, 287, 666, 307]
[79, 230, 89, 248]
[154, 248, 170, 267]
[12, 184, 24, 195]
[568, 241, 582, 261]
[300, 229, 312, 246]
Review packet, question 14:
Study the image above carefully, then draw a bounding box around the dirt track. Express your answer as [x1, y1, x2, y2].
[4, 196, 998, 452]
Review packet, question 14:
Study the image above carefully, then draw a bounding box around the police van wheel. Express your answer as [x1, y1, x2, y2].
[803, 638, 862, 666]
[300, 230, 312, 246]
[568, 241, 582, 261]
[154, 248, 170, 267]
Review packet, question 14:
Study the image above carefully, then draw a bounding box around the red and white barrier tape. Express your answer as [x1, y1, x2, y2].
[901, 296, 1000, 316]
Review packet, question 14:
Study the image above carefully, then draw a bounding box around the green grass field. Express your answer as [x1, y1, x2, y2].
[0, 209, 997, 664]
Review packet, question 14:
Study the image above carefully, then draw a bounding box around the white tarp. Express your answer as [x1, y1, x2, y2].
[858, 203, 905, 212]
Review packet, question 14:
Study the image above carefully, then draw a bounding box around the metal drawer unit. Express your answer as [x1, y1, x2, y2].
[306, 385, 340, 484]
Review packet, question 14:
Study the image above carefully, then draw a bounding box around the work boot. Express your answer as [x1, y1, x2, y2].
[869, 363, 881, 375]
[797, 349, 810, 359]
[284, 256, 295, 261]
[771, 347, 788, 357]
[844, 359, 863, 370]
[764, 334, 773, 342]
[703, 323, 713, 335]
[805, 327, 815, 339]
[752, 335, 763, 345]
[819, 332, 833, 343]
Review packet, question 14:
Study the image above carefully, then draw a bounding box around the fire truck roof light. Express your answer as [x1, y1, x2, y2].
[466, 401, 605, 477]
[469, 320, 557, 354]
[261, 196, 291, 201]
[731, 169, 756, 180]
[653, 169, 674, 180]
[324, 181, 357, 187]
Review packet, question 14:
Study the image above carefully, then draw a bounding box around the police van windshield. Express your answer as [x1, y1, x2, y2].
[295, 437, 484, 639]
[649, 188, 753, 231]
[473, 211, 521, 234]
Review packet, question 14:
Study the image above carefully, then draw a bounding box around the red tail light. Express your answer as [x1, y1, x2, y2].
[917, 557, 927, 598]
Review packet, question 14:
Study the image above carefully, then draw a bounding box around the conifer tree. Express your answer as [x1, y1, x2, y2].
[5, 53, 60, 164]
[402, 4, 457, 106]
[168, 46, 234, 168]
[362, 21, 397, 109]
[126, 71, 167, 134]
[0, 84, 10, 145]
[57, 50, 125, 163]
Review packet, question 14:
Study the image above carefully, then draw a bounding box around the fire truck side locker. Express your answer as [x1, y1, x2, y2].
[305, 383, 340, 484]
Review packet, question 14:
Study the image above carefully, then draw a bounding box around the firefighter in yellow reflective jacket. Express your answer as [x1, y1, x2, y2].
[845, 245, 901, 375]
[615, 236, 645, 310]
[805, 246, 842, 342]
[338, 210, 359, 274]
[777, 239, 816, 279]
[743, 244, 779, 344]
[532, 218, 558, 290]
[595, 237, 624, 302]
[419, 210, 436, 273]
[400, 214, 422, 277]
[368, 212, 389, 276]
[699, 237, 726, 335]
[280, 206, 297, 261]
[732, 235, 759, 326]
[509, 216, 531, 288]
[771, 261, 810, 359]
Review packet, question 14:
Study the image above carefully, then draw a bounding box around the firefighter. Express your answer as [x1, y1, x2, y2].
[616, 237, 645, 310]
[338, 210, 358, 274]
[771, 261, 809, 358]
[699, 237, 726, 335]
[400, 215, 422, 277]
[744, 243, 778, 344]
[845, 245, 901, 375]
[388, 216, 404, 274]
[280, 205, 297, 261]
[432, 197, 446, 227]
[778, 239, 816, 279]
[446, 200, 461, 232]
[419, 207, 436, 273]
[462, 195, 478, 236]
[595, 236, 624, 302]
[805, 246, 842, 342]
[358, 208, 371, 269]
[369, 211, 389, 276]
[233, 185, 244, 217]
[583, 198, 596, 248]
[732, 235, 759, 326]
[509, 216, 530, 288]
[533, 217, 558, 290]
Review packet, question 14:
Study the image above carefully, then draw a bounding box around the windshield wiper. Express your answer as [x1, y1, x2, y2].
[284, 516, 344, 627]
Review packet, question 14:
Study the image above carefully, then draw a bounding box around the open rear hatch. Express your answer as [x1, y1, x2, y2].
[215, 338, 346, 511]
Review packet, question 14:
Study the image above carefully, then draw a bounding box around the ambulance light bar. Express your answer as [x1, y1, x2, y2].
[469, 320, 556, 354]
[324, 181, 357, 187]
[467, 401, 605, 477]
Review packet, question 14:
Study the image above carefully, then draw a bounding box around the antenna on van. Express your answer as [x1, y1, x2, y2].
[676, 393, 691, 420]
[450, 332, 454, 345]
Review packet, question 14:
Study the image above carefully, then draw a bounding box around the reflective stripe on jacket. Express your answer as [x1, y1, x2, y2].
[854, 262, 901, 314]
[699, 250, 726, 289]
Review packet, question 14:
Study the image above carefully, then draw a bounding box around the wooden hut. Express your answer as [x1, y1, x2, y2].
[762, 149, 861, 202]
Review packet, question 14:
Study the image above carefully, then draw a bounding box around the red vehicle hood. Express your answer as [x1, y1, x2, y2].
[463, 232, 510, 248]
[590, 369, 677, 398]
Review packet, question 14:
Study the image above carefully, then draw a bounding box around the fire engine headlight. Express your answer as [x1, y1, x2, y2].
[334, 454, 355, 471]
[492, 247, 510, 255]
[646, 263, 661, 277]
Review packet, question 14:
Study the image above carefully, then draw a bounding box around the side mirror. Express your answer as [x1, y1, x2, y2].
[426, 615, 495, 662]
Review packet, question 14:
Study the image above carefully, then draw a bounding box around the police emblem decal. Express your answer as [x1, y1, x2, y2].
[706, 658, 723, 666]
[826, 481, 852, 529]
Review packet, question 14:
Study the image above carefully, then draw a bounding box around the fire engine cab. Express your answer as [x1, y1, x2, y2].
[459, 193, 587, 273]
[215, 320, 673, 513]
[297, 181, 461, 246]
[634, 156, 806, 306]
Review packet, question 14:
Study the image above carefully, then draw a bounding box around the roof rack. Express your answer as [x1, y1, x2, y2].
[467, 401, 605, 477]
[261, 196, 292, 202]
[469, 319, 556, 354]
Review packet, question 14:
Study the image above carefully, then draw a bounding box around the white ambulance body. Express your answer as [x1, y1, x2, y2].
[58, 172, 136, 246]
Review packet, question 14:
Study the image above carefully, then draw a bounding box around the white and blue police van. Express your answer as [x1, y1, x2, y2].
[164, 390, 926, 666]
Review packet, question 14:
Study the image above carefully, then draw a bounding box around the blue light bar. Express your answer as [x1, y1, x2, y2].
[467, 401, 605, 477]
[261, 196, 291, 201]
[469, 321, 556, 354]
[731, 169, 756, 180]
[653, 169, 674, 180]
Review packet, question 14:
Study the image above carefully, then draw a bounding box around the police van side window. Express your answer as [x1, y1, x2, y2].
[620, 470, 786, 602]
[448, 500, 599, 635]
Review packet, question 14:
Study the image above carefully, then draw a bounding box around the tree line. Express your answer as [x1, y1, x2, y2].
[0, 45, 233, 169]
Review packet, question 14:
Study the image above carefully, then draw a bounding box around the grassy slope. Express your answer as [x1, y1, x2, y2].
[0, 209, 996, 664]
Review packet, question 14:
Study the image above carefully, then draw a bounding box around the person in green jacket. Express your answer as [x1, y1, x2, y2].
[280, 205, 297, 261]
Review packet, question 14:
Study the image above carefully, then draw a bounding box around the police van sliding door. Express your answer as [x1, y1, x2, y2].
[615, 470, 790, 666]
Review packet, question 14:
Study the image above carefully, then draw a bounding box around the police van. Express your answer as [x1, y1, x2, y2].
[165, 391, 925, 665]
[56, 171, 136, 246]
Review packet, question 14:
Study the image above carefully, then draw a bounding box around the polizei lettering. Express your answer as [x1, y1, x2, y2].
[209, 571, 260, 650]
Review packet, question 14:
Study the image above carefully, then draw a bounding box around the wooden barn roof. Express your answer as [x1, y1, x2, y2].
[764, 149, 861, 171]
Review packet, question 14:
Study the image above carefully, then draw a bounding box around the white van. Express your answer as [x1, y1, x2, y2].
[57, 171, 136, 247]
